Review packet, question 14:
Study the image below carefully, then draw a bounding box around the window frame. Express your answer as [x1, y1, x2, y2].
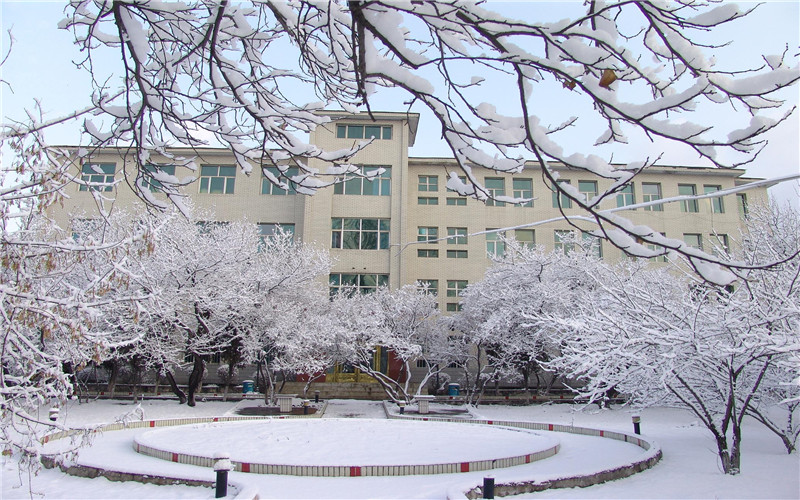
[616, 183, 635, 208]
[199, 165, 236, 195]
[262, 166, 299, 195]
[512, 178, 533, 207]
[552, 180, 572, 209]
[333, 165, 392, 196]
[703, 185, 725, 213]
[642, 182, 663, 211]
[485, 177, 506, 207]
[679, 184, 699, 213]
[80, 163, 116, 192]
[331, 218, 390, 250]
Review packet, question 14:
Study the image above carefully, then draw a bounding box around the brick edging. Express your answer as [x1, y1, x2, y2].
[380, 402, 662, 499]
[132, 415, 559, 476]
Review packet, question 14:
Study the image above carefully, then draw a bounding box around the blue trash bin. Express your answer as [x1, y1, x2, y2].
[447, 383, 460, 396]
[242, 380, 254, 394]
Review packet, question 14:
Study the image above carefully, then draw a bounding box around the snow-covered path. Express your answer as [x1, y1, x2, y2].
[321, 399, 387, 419]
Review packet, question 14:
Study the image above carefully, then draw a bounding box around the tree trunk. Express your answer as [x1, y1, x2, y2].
[106, 360, 119, 397]
[162, 369, 187, 404]
[186, 356, 204, 407]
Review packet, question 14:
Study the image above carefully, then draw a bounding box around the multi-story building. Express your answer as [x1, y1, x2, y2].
[53, 111, 767, 392]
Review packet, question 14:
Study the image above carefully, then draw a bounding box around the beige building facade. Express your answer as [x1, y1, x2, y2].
[54, 111, 767, 313]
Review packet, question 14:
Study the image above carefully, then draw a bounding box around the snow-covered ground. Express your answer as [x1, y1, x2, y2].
[2, 399, 797, 499]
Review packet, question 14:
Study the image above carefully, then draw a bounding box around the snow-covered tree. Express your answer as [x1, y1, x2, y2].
[121, 211, 330, 406]
[57, 0, 799, 280]
[546, 247, 799, 474]
[454, 238, 602, 404]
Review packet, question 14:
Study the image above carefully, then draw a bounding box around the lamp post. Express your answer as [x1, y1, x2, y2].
[213, 452, 232, 498]
[632, 415, 641, 435]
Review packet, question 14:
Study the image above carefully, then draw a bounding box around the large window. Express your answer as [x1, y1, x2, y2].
[447, 175, 467, 206]
[485, 178, 505, 207]
[258, 223, 295, 240]
[143, 164, 176, 192]
[552, 180, 572, 209]
[331, 218, 390, 250]
[710, 233, 730, 256]
[80, 163, 116, 192]
[446, 280, 468, 312]
[447, 280, 468, 297]
[578, 180, 597, 204]
[515, 229, 535, 248]
[417, 279, 438, 296]
[683, 233, 703, 251]
[330, 273, 388, 295]
[582, 231, 602, 258]
[616, 184, 635, 208]
[258, 223, 295, 249]
[418, 175, 438, 192]
[486, 230, 506, 258]
[737, 193, 749, 218]
[334, 165, 391, 196]
[447, 227, 468, 245]
[418, 226, 438, 243]
[642, 183, 663, 211]
[512, 178, 533, 207]
[199, 165, 236, 194]
[554, 230, 574, 254]
[703, 185, 725, 213]
[336, 124, 392, 140]
[262, 166, 298, 195]
[679, 184, 698, 213]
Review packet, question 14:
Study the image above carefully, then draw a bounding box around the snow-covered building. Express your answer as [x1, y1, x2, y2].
[52, 111, 768, 392]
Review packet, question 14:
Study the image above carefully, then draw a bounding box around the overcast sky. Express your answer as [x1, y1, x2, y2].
[1, 1, 798, 204]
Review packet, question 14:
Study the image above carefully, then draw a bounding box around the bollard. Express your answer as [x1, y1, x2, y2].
[49, 407, 59, 422]
[314, 390, 320, 403]
[632, 415, 641, 435]
[482, 477, 495, 499]
[303, 400, 310, 415]
[398, 402, 406, 415]
[213, 452, 232, 498]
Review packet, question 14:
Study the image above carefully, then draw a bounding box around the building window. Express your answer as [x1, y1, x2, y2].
[331, 218, 390, 250]
[642, 183, 663, 211]
[447, 280, 468, 297]
[512, 178, 533, 207]
[552, 180, 572, 209]
[582, 231, 602, 258]
[684, 233, 703, 251]
[446, 303, 463, 312]
[578, 180, 598, 204]
[334, 165, 391, 196]
[737, 193, 749, 218]
[418, 196, 439, 205]
[330, 273, 389, 295]
[485, 178, 506, 207]
[710, 233, 730, 256]
[447, 175, 468, 206]
[515, 229, 535, 248]
[447, 227, 468, 245]
[447, 249, 468, 258]
[417, 249, 439, 258]
[486, 230, 506, 258]
[258, 223, 295, 249]
[418, 175, 438, 192]
[142, 164, 176, 192]
[616, 184, 635, 208]
[418, 226, 439, 243]
[336, 124, 392, 140]
[262, 166, 298, 195]
[417, 279, 438, 296]
[554, 230, 574, 254]
[80, 163, 116, 192]
[199, 165, 236, 194]
[679, 184, 699, 213]
[645, 234, 669, 262]
[703, 185, 725, 213]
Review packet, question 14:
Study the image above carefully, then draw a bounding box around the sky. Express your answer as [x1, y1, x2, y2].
[1, 1, 798, 205]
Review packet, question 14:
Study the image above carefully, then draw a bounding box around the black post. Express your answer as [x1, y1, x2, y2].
[483, 477, 495, 499]
[215, 469, 228, 498]
[632, 415, 641, 435]
[314, 390, 320, 403]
